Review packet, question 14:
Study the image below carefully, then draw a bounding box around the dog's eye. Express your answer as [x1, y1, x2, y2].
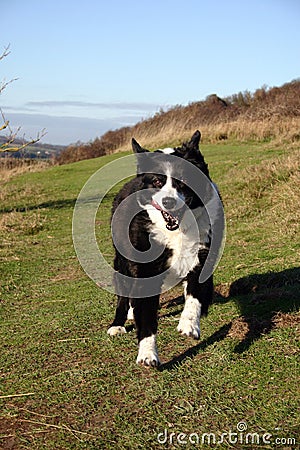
[177, 177, 186, 187]
[153, 178, 163, 188]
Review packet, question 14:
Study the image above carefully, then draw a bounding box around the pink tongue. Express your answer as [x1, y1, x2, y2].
[151, 199, 163, 211]
[151, 199, 179, 231]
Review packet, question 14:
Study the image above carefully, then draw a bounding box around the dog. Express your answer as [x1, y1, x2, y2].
[107, 130, 223, 367]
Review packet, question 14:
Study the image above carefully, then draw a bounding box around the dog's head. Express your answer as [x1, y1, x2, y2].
[132, 131, 212, 231]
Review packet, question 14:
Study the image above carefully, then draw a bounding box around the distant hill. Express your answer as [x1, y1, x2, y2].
[56, 79, 300, 165]
[0, 136, 65, 159]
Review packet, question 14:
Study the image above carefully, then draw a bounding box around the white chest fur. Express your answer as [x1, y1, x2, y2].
[146, 206, 210, 282]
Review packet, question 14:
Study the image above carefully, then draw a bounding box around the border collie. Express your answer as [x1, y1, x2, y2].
[107, 131, 223, 367]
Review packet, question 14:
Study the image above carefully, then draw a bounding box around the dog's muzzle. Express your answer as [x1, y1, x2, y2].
[151, 199, 182, 231]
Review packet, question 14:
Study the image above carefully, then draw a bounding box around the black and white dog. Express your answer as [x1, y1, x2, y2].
[108, 131, 223, 367]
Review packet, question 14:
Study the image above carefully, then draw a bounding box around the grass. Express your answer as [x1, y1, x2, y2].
[0, 142, 299, 449]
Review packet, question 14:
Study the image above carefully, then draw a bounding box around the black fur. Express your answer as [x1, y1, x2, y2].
[109, 131, 220, 366]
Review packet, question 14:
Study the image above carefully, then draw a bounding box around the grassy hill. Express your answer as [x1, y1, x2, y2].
[0, 141, 299, 449]
[57, 79, 300, 164]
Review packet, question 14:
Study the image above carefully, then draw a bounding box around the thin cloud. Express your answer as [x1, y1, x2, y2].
[2, 112, 145, 145]
[26, 100, 164, 111]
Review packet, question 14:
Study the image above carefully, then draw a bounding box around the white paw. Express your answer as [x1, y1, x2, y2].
[136, 335, 161, 368]
[177, 295, 201, 339]
[177, 317, 200, 339]
[127, 306, 134, 320]
[107, 326, 126, 336]
[136, 352, 160, 368]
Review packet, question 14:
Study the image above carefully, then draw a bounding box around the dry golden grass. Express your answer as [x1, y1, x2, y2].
[0, 159, 52, 182]
[112, 116, 300, 152]
[0, 209, 47, 236]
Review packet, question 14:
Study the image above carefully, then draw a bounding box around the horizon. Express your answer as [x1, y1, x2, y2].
[1, 0, 300, 146]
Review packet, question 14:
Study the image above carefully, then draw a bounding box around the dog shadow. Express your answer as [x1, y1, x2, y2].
[159, 267, 300, 371]
[226, 267, 300, 353]
[159, 323, 232, 371]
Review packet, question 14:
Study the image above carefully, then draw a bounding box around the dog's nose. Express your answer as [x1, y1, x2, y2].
[162, 196, 176, 210]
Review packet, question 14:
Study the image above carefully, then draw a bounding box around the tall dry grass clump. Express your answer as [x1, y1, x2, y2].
[0, 158, 53, 182]
[0, 209, 47, 236]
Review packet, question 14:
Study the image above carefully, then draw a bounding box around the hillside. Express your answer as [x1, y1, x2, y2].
[0, 142, 299, 448]
[0, 136, 65, 159]
[57, 79, 300, 164]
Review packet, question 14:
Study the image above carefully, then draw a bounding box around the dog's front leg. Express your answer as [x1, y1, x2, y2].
[107, 295, 129, 336]
[132, 296, 161, 367]
[177, 268, 213, 340]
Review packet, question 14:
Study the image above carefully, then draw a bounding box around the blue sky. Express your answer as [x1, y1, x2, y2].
[1, 0, 299, 145]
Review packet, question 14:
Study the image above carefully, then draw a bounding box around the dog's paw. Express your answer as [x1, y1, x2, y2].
[136, 353, 161, 368]
[127, 306, 134, 321]
[107, 326, 126, 336]
[136, 335, 160, 368]
[177, 317, 200, 340]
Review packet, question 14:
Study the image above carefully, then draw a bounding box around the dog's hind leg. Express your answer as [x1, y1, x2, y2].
[133, 296, 161, 367]
[107, 296, 129, 336]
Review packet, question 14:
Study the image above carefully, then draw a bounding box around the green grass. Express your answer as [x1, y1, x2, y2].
[0, 143, 299, 449]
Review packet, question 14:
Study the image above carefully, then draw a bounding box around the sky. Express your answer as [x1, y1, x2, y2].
[1, 0, 299, 146]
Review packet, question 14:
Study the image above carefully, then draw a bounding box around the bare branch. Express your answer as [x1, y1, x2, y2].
[0, 44, 10, 61]
[0, 119, 9, 132]
[0, 45, 48, 154]
[0, 129, 47, 153]
[0, 45, 18, 94]
[0, 77, 18, 95]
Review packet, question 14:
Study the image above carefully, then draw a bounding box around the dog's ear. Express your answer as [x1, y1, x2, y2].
[132, 138, 149, 153]
[183, 130, 210, 178]
[178, 130, 201, 155]
[132, 138, 151, 174]
[187, 130, 201, 150]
